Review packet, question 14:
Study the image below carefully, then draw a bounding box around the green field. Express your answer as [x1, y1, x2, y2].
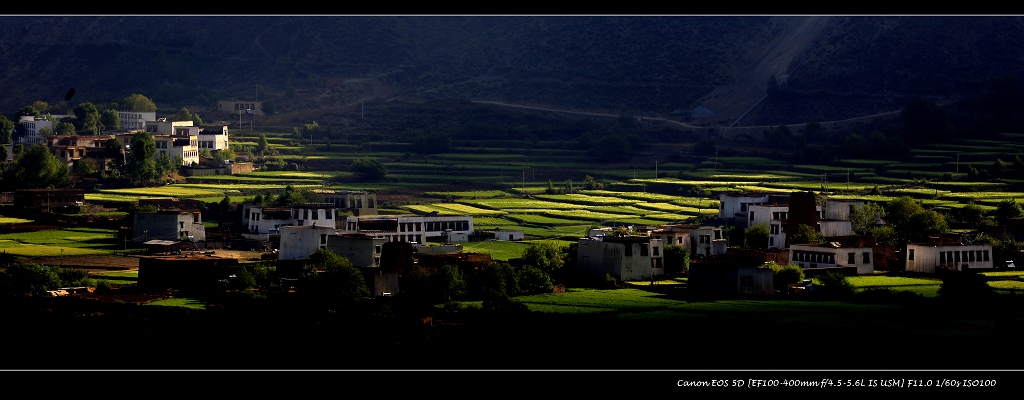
[0, 227, 118, 257]
[0, 216, 34, 224]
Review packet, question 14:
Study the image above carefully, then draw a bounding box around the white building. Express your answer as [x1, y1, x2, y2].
[493, 229, 524, 241]
[198, 125, 230, 151]
[577, 235, 665, 281]
[326, 234, 386, 268]
[116, 111, 156, 132]
[278, 225, 339, 260]
[243, 203, 337, 235]
[153, 132, 200, 166]
[719, 193, 771, 227]
[906, 243, 994, 273]
[145, 119, 193, 135]
[341, 215, 474, 244]
[132, 210, 206, 244]
[217, 100, 264, 116]
[748, 204, 790, 249]
[790, 242, 874, 275]
[322, 190, 378, 216]
[18, 116, 54, 146]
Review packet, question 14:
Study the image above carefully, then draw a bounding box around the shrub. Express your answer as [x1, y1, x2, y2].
[767, 262, 804, 292]
[817, 271, 855, 299]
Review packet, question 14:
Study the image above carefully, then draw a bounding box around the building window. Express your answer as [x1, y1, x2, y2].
[653, 246, 659, 256]
[640, 244, 649, 256]
[940, 251, 946, 264]
[984, 250, 990, 261]
[848, 252, 856, 264]
[624, 244, 633, 257]
[908, 249, 914, 261]
[863, 252, 870, 264]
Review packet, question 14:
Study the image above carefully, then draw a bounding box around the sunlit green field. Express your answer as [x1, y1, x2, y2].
[144, 297, 206, 310]
[0, 216, 33, 224]
[0, 227, 118, 257]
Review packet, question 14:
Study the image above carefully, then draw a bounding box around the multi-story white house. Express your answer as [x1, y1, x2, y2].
[132, 209, 206, 243]
[790, 242, 875, 275]
[18, 116, 54, 146]
[906, 243, 994, 273]
[340, 215, 474, 244]
[243, 203, 337, 235]
[577, 235, 665, 281]
[322, 190, 378, 216]
[748, 204, 790, 249]
[116, 111, 156, 131]
[719, 193, 771, 227]
[153, 131, 200, 166]
[198, 125, 230, 151]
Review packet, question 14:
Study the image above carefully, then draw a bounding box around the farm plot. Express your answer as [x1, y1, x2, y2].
[845, 275, 943, 297]
[404, 203, 507, 216]
[423, 190, 511, 199]
[0, 227, 117, 257]
[535, 194, 636, 206]
[460, 198, 581, 210]
[0, 216, 33, 224]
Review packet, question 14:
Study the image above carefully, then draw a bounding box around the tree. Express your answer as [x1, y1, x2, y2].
[261, 100, 276, 115]
[518, 266, 553, 294]
[101, 109, 121, 131]
[817, 271, 854, 299]
[192, 112, 203, 126]
[437, 264, 466, 303]
[350, 157, 386, 181]
[72, 102, 101, 135]
[744, 224, 769, 248]
[155, 153, 175, 177]
[663, 245, 690, 275]
[122, 93, 157, 112]
[767, 262, 804, 292]
[0, 263, 62, 297]
[255, 133, 270, 154]
[477, 262, 520, 298]
[582, 175, 603, 190]
[16, 105, 40, 118]
[212, 147, 236, 165]
[850, 202, 884, 234]
[55, 121, 76, 136]
[995, 199, 1024, 225]
[522, 241, 565, 274]
[302, 248, 369, 309]
[175, 107, 193, 122]
[75, 158, 98, 175]
[790, 224, 824, 245]
[127, 132, 158, 183]
[885, 196, 947, 244]
[11, 145, 69, 189]
[0, 115, 13, 144]
[272, 185, 306, 207]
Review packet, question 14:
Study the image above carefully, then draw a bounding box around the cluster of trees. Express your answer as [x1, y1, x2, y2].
[850, 197, 946, 246]
[0, 144, 70, 189]
[251, 185, 317, 208]
[0, 264, 93, 298]
[350, 157, 387, 181]
[963, 155, 1024, 181]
